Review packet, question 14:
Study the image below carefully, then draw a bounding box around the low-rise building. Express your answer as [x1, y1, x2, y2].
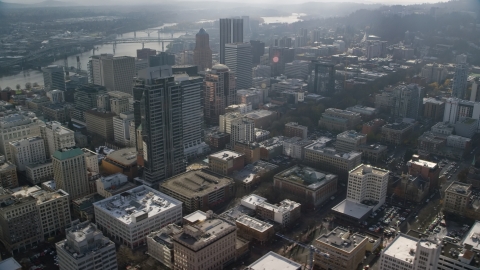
[431, 122, 454, 137]
[313, 226, 368, 270]
[258, 136, 285, 160]
[25, 161, 53, 185]
[0, 156, 18, 188]
[319, 108, 362, 132]
[273, 165, 337, 208]
[0, 258, 22, 270]
[96, 173, 137, 198]
[56, 220, 117, 270]
[444, 181, 472, 214]
[381, 122, 414, 145]
[235, 215, 274, 243]
[362, 118, 385, 135]
[146, 224, 183, 269]
[335, 130, 367, 153]
[244, 110, 277, 129]
[234, 141, 261, 164]
[304, 141, 362, 176]
[84, 109, 116, 141]
[357, 144, 388, 164]
[93, 185, 183, 248]
[455, 118, 478, 138]
[42, 103, 71, 123]
[232, 160, 279, 189]
[282, 137, 312, 160]
[160, 169, 234, 213]
[346, 105, 377, 120]
[101, 147, 138, 180]
[284, 122, 308, 139]
[246, 251, 301, 270]
[208, 150, 245, 176]
[408, 155, 440, 191]
[256, 199, 301, 227]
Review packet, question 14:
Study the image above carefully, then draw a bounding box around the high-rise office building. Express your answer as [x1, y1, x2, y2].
[269, 47, 295, 76]
[52, 147, 90, 200]
[250, 40, 265, 65]
[42, 65, 65, 91]
[149, 52, 175, 67]
[452, 63, 469, 99]
[40, 121, 75, 158]
[242, 16, 250, 37]
[347, 164, 389, 211]
[88, 54, 136, 95]
[113, 111, 134, 147]
[137, 48, 156, 60]
[133, 66, 185, 187]
[392, 83, 425, 120]
[219, 18, 243, 64]
[225, 43, 252, 90]
[311, 61, 335, 95]
[204, 64, 236, 125]
[174, 74, 207, 159]
[193, 28, 212, 71]
[71, 84, 108, 124]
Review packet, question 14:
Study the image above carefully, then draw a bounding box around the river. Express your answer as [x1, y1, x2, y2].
[261, 13, 306, 24]
[0, 23, 183, 89]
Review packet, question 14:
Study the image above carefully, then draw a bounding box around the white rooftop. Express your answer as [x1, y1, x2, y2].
[236, 215, 273, 232]
[93, 185, 182, 226]
[462, 220, 480, 251]
[241, 194, 267, 208]
[383, 234, 417, 264]
[331, 199, 372, 219]
[0, 257, 21, 270]
[209, 150, 243, 161]
[183, 210, 208, 224]
[248, 251, 301, 270]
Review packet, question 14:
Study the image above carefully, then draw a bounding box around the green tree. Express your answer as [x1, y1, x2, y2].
[15, 84, 20, 90]
[25, 82, 31, 90]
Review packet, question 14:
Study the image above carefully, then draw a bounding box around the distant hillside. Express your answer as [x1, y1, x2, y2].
[0, 0, 75, 8]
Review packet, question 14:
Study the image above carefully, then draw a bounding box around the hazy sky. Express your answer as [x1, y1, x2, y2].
[5, 0, 447, 4]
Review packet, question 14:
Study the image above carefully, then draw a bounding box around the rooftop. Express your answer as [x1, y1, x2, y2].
[236, 215, 273, 232]
[209, 150, 244, 161]
[315, 226, 367, 253]
[446, 181, 471, 196]
[183, 210, 208, 224]
[257, 199, 301, 214]
[331, 199, 372, 220]
[337, 130, 366, 140]
[245, 110, 275, 119]
[147, 224, 182, 247]
[350, 164, 389, 177]
[221, 204, 256, 220]
[93, 185, 182, 226]
[408, 155, 438, 169]
[233, 161, 278, 184]
[275, 165, 337, 190]
[104, 147, 137, 166]
[0, 257, 21, 270]
[462, 220, 480, 251]
[11, 186, 68, 205]
[53, 147, 84, 161]
[305, 142, 362, 160]
[457, 118, 478, 125]
[423, 97, 444, 105]
[161, 169, 234, 199]
[84, 109, 116, 118]
[383, 122, 414, 131]
[382, 234, 418, 265]
[247, 251, 301, 270]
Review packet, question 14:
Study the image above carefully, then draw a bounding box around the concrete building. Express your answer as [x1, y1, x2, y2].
[204, 64, 236, 125]
[269, 47, 295, 76]
[160, 169, 234, 213]
[319, 108, 362, 132]
[273, 165, 337, 208]
[335, 130, 367, 153]
[46, 89, 65, 104]
[235, 215, 274, 242]
[0, 156, 17, 188]
[89, 54, 136, 95]
[357, 144, 388, 164]
[408, 155, 441, 191]
[43, 103, 71, 123]
[52, 147, 90, 200]
[12, 186, 70, 238]
[25, 161, 53, 185]
[219, 18, 243, 64]
[146, 224, 183, 268]
[96, 173, 136, 198]
[0, 187, 42, 253]
[233, 160, 278, 189]
[94, 185, 182, 248]
[208, 150, 245, 176]
[9, 136, 46, 171]
[133, 67, 185, 186]
[258, 136, 286, 160]
[470, 77, 480, 102]
[452, 63, 469, 99]
[252, 65, 271, 78]
[113, 111, 134, 146]
[347, 164, 389, 211]
[455, 118, 478, 138]
[284, 60, 310, 79]
[443, 98, 480, 127]
[172, 211, 236, 270]
[236, 88, 266, 109]
[233, 140, 261, 164]
[85, 109, 116, 141]
[136, 48, 156, 60]
[247, 251, 301, 270]
[219, 112, 243, 134]
[40, 121, 75, 158]
[444, 181, 471, 214]
[104, 91, 132, 115]
[230, 118, 255, 148]
[56, 220, 117, 270]
[423, 98, 445, 122]
[255, 199, 301, 227]
[421, 63, 448, 83]
[304, 141, 362, 175]
[193, 28, 212, 71]
[0, 112, 42, 162]
[225, 43, 252, 90]
[71, 84, 107, 124]
[284, 122, 308, 139]
[313, 226, 368, 270]
[362, 118, 385, 135]
[42, 65, 65, 91]
[282, 137, 312, 160]
[431, 122, 454, 137]
[346, 105, 377, 120]
[381, 122, 415, 145]
[0, 258, 21, 270]
[102, 148, 138, 180]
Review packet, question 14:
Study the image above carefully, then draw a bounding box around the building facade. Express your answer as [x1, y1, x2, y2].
[52, 147, 90, 200]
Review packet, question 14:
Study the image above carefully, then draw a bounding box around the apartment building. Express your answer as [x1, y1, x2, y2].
[444, 181, 472, 213]
[282, 137, 313, 160]
[208, 150, 245, 176]
[233, 141, 261, 164]
[273, 165, 337, 208]
[313, 227, 368, 270]
[235, 215, 274, 243]
[173, 211, 236, 270]
[160, 169, 234, 213]
[56, 220, 117, 270]
[408, 155, 441, 191]
[25, 161, 53, 185]
[93, 185, 183, 248]
[335, 130, 367, 153]
[284, 122, 308, 139]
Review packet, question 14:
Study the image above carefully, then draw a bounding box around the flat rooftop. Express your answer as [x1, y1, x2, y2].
[161, 169, 233, 199]
[93, 185, 182, 226]
[275, 165, 337, 190]
[304, 142, 362, 160]
[382, 234, 417, 265]
[0, 257, 21, 270]
[408, 156, 438, 169]
[331, 199, 372, 220]
[315, 227, 367, 253]
[183, 210, 208, 224]
[11, 186, 68, 204]
[209, 150, 244, 161]
[350, 164, 389, 177]
[236, 215, 273, 232]
[245, 110, 275, 119]
[383, 122, 413, 131]
[257, 199, 300, 214]
[337, 130, 366, 140]
[221, 205, 256, 220]
[105, 147, 137, 166]
[446, 181, 471, 195]
[248, 251, 301, 270]
[462, 220, 480, 250]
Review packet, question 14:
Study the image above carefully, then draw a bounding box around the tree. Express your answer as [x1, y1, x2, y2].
[25, 82, 31, 90]
[117, 245, 134, 267]
[32, 82, 39, 87]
